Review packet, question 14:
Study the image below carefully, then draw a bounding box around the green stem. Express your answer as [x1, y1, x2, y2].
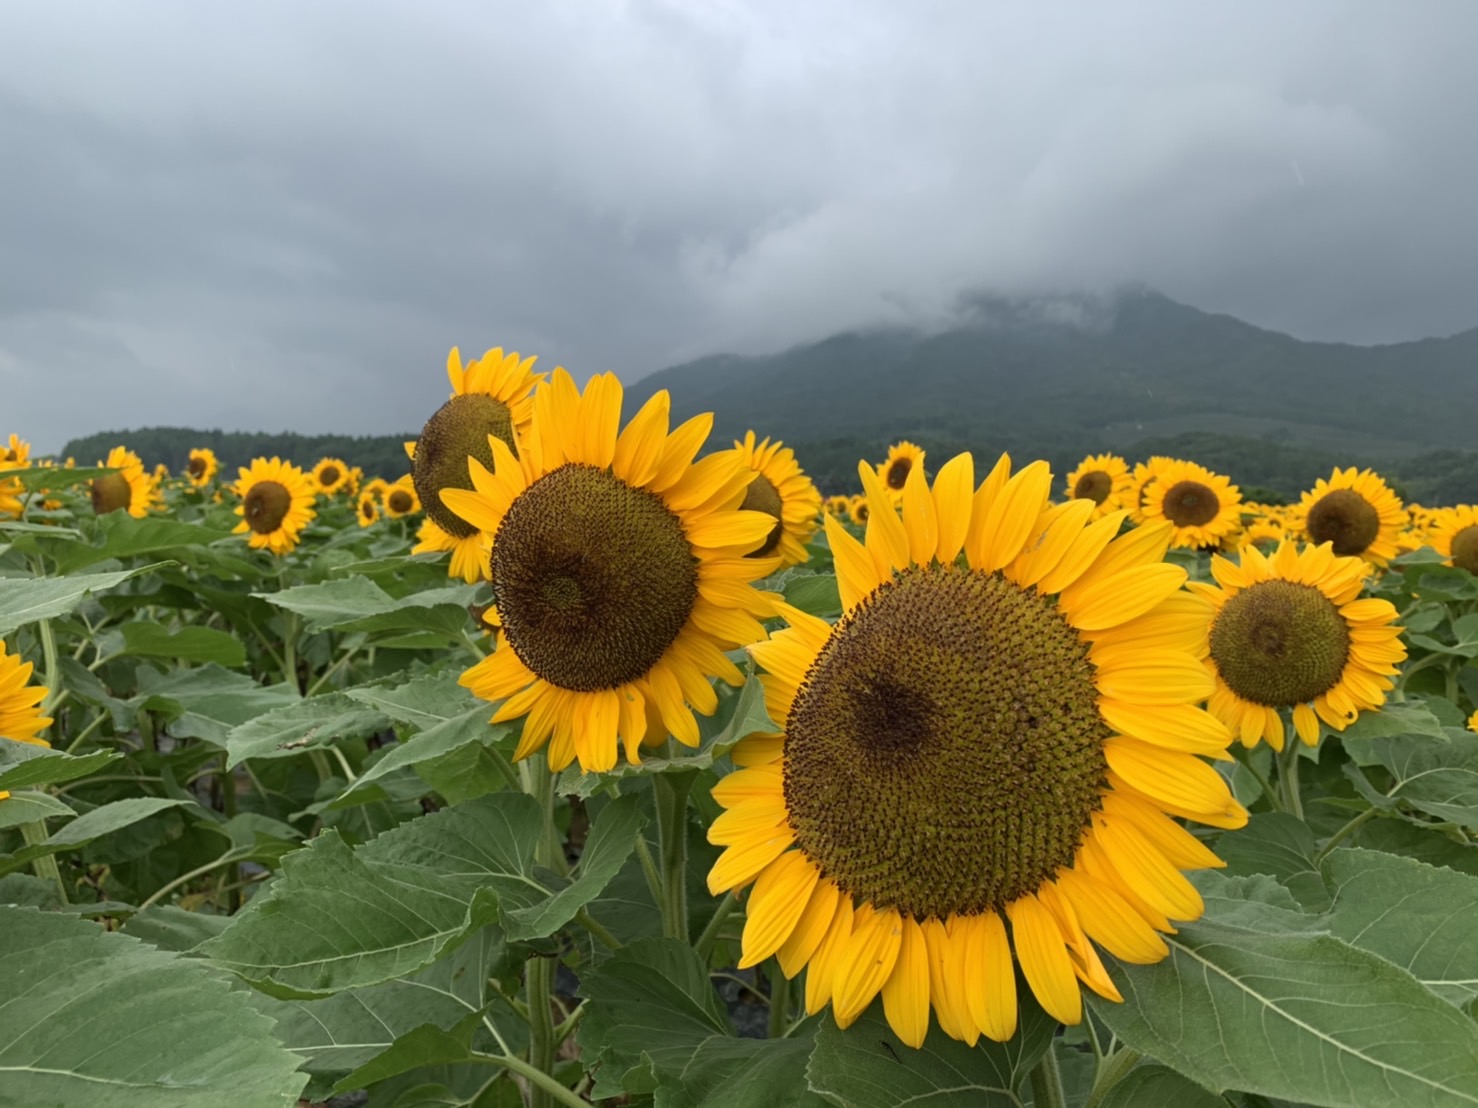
[307, 643, 360, 695]
[520, 756, 566, 875]
[1085, 1048, 1142, 1108]
[62, 711, 109, 754]
[653, 771, 697, 942]
[307, 749, 333, 785]
[525, 955, 557, 1108]
[483, 1049, 588, 1108]
[138, 852, 243, 910]
[634, 833, 662, 905]
[37, 618, 60, 717]
[575, 908, 622, 952]
[551, 1001, 586, 1047]
[1315, 806, 1379, 863]
[695, 891, 739, 962]
[19, 821, 67, 904]
[1028, 1043, 1068, 1108]
[1277, 742, 1304, 819]
[767, 969, 790, 1039]
[221, 753, 241, 912]
[281, 611, 300, 692]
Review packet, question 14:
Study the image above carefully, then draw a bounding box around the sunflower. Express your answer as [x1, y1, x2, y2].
[1239, 507, 1287, 552]
[846, 494, 870, 526]
[1190, 541, 1405, 750]
[1, 639, 53, 801]
[709, 454, 1245, 1046]
[1290, 468, 1403, 565]
[1433, 506, 1478, 574]
[1065, 453, 1131, 519]
[231, 457, 316, 555]
[410, 518, 482, 582]
[411, 347, 544, 580]
[0, 435, 29, 518]
[722, 432, 823, 567]
[1140, 460, 1241, 549]
[184, 447, 219, 488]
[357, 490, 381, 528]
[311, 457, 351, 496]
[876, 442, 926, 504]
[824, 495, 851, 518]
[443, 369, 777, 774]
[1, 434, 31, 466]
[382, 477, 421, 519]
[1123, 456, 1175, 524]
[91, 447, 160, 518]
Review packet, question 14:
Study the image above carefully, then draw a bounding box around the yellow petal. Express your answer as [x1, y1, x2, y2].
[1007, 892, 1082, 1026]
[881, 916, 931, 1049]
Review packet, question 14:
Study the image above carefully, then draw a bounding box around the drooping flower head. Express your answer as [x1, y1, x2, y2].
[709, 453, 1245, 1047]
[0, 638, 53, 802]
[91, 447, 160, 519]
[1291, 467, 1404, 565]
[1065, 453, 1131, 519]
[184, 447, 220, 488]
[231, 457, 316, 555]
[311, 457, 351, 496]
[1191, 541, 1405, 749]
[1140, 459, 1241, 549]
[445, 369, 777, 774]
[722, 432, 823, 567]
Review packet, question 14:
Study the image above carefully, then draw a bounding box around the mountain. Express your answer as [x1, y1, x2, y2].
[627, 289, 1478, 498]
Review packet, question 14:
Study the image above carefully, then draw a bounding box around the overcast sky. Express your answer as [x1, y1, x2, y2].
[3, 2, 1477, 452]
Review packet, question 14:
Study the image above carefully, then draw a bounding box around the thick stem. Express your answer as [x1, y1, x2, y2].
[1028, 1043, 1068, 1108]
[1085, 1047, 1142, 1108]
[1315, 806, 1379, 863]
[38, 618, 60, 719]
[221, 753, 241, 912]
[525, 954, 557, 1108]
[695, 891, 739, 962]
[767, 968, 790, 1039]
[653, 771, 697, 942]
[1278, 741, 1304, 819]
[19, 822, 67, 904]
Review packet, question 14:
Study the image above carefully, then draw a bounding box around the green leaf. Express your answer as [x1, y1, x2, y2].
[0, 744, 121, 792]
[1355, 819, 1478, 877]
[675, 1032, 826, 1108]
[782, 572, 841, 619]
[121, 622, 248, 667]
[1350, 728, 1478, 831]
[334, 1019, 481, 1093]
[52, 514, 235, 574]
[0, 564, 171, 636]
[256, 577, 477, 638]
[224, 692, 390, 768]
[1339, 699, 1450, 758]
[577, 937, 732, 1099]
[1097, 1064, 1230, 1108]
[337, 705, 504, 802]
[45, 797, 189, 848]
[0, 906, 306, 1106]
[344, 670, 481, 729]
[132, 665, 299, 747]
[1088, 896, 1478, 1106]
[122, 905, 233, 952]
[0, 791, 74, 829]
[805, 997, 1055, 1108]
[1319, 848, 1478, 1006]
[1215, 812, 1328, 910]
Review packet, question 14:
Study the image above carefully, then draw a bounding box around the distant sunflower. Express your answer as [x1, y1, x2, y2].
[709, 454, 1244, 1047]
[846, 494, 870, 526]
[91, 447, 160, 519]
[357, 490, 381, 528]
[1140, 460, 1241, 549]
[1240, 509, 1286, 552]
[1123, 456, 1175, 524]
[312, 457, 351, 496]
[1190, 541, 1405, 749]
[0, 435, 28, 518]
[1291, 468, 1403, 565]
[185, 447, 219, 488]
[411, 347, 544, 580]
[877, 442, 925, 503]
[1, 639, 52, 800]
[231, 457, 316, 555]
[444, 370, 777, 774]
[824, 495, 851, 518]
[0, 434, 31, 466]
[382, 477, 420, 519]
[1065, 453, 1131, 519]
[1433, 506, 1478, 575]
[724, 431, 823, 567]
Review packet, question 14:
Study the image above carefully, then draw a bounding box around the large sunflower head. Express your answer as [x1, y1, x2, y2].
[1430, 504, 1478, 574]
[1190, 541, 1405, 750]
[1, 638, 53, 800]
[311, 457, 351, 496]
[184, 447, 219, 488]
[1140, 460, 1242, 549]
[231, 457, 316, 555]
[92, 447, 160, 519]
[444, 369, 778, 774]
[709, 453, 1245, 1047]
[1065, 453, 1131, 519]
[877, 441, 925, 501]
[721, 431, 823, 567]
[1291, 468, 1404, 565]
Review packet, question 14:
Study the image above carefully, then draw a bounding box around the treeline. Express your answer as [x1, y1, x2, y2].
[60, 427, 417, 481]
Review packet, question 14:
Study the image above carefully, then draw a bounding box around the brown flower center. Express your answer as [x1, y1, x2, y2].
[244, 481, 293, 534]
[1073, 470, 1113, 505]
[1305, 488, 1380, 557]
[414, 393, 517, 538]
[1210, 579, 1350, 706]
[91, 474, 132, 515]
[1451, 525, 1478, 575]
[1161, 480, 1220, 528]
[740, 473, 785, 558]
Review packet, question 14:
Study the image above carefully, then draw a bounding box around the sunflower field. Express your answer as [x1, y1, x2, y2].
[2, 351, 1478, 1108]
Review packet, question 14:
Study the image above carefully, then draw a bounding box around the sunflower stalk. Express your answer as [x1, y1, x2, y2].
[524, 954, 559, 1108]
[1277, 741, 1305, 819]
[1028, 1042, 1069, 1108]
[653, 769, 698, 942]
[19, 821, 67, 904]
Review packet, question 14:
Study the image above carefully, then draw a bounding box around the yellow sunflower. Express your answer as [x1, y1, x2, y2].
[876, 441, 925, 504]
[311, 457, 351, 496]
[231, 457, 316, 555]
[846, 494, 870, 526]
[1140, 460, 1242, 549]
[824, 495, 851, 518]
[709, 453, 1245, 1047]
[1432, 505, 1478, 575]
[1065, 453, 1132, 519]
[357, 490, 381, 528]
[0, 435, 29, 518]
[1, 639, 53, 801]
[1, 434, 32, 466]
[382, 477, 421, 519]
[1290, 468, 1403, 565]
[1123, 456, 1175, 524]
[91, 447, 160, 519]
[184, 447, 219, 488]
[410, 347, 545, 581]
[411, 518, 482, 582]
[1239, 508, 1287, 552]
[1190, 541, 1405, 750]
[722, 432, 823, 567]
[443, 369, 777, 774]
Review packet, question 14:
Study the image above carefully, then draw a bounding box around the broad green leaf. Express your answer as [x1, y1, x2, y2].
[806, 997, 1055, 1108]
[256, 577, 477, 638]
[9, 465, 111, 491]
[1215, 812, 1328, 910]
[1088, 897, 1478, 1107]
[0, 744, 121, 791]
[1339, 699, 1450, 757]
[0, 791, 74, 830]
[52, 515, 234, 574]
[122, 905, 233, 952]
[577, 937, 732, 1099]
[1349, 729, 1478, 831]
[225, 692, 390, 768]
[121, 622, 248, 667]
[782, 572, 841, 619]
[46, 797, 189, 848]
[337, 706, 504, 801]
[0, 906, 306, 1106]
[133, 664, 299, 747]
[1320, 848, 1478, 1006]
[345, 670, 481, 730]
[1097, 1064, 1230, 1108]
[1356, 819, 1478, 877]
[334, 1019, 481, 1094]
[0, 563, 170, 636]
[674, 1032, 825, 1108]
